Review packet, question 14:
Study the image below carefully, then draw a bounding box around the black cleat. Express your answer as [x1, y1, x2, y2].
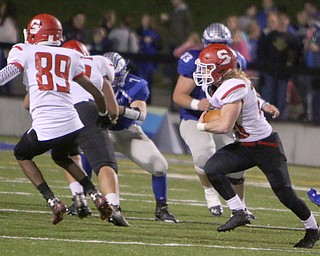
[209, 205, 223, 216]
[73, 193, 91, 219]
[67, 196, 92, 217]
[47, 197, 67, 225]
[294, 227, 320, 248]
[217, 209, 251, 232]
[245, 208, 256, 220]
[89, 190, 112, 220]
[155, 203, 179, 223]
[108, 206, 130, 227]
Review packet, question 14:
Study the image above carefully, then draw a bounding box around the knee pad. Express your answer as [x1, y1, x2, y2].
[151, 160, 167, 176]
[228, 176, 245, 185]
[227, 171, 245, 185]
[194, 153, 211, 172]
[14, 145, 32, 160]
[194, 165, 205, 175]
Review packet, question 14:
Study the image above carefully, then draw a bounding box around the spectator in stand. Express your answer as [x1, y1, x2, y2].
[101, 9, 117, 34]
[136, 13, 162, 104]
[107, 14, 139, 54]
[246, 20, 261, 63]
[293, 10, 311, 41]
[89, 27, 111, 55]
[290, 10, 313, 122]
[226, 15, 251, 63]
[0, 1, 18, 95]
[304, 22, 320, 124]
[63, 12, 90, 45]
[238, 2, 258, 33]
[278, 7, 296, 35]
[303, 0, 320, 24]
[173, 32, 202, 58]
[257, 11, 303, 120]
[256, 0, 278, 33]
[160, 0, 193, 87]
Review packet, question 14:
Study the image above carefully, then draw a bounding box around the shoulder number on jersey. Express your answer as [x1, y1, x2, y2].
[180, 52, 193, 63]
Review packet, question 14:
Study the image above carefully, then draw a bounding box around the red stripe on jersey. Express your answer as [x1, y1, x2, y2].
[11, 62, 24, 71]
[13, 45, 23, 51]
[221, 84, 246, 100]
[73, 71, 85, 81]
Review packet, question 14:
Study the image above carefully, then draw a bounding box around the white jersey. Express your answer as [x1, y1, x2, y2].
[71, 55, 114, 104]
[205, 78, 272, 142]
[7, 43, 85, 141]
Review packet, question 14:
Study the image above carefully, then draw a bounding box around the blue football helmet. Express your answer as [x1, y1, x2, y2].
[202, 23, 232, 47]
[103, 52, 128, 88]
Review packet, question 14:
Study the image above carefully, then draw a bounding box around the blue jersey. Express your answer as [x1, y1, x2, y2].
[177, 49, 247, 121]
[111, 74, 149, 130]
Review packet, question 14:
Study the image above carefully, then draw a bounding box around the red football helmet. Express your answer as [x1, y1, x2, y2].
[62, 40, 90, 56]
[193, 44, 237, 87]
[23, 14, 63, 46]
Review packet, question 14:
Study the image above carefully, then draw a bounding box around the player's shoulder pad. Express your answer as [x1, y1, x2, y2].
[218, 78, 248, 103]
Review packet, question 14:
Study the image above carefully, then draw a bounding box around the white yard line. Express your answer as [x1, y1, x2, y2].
[0, 235, 318, 254]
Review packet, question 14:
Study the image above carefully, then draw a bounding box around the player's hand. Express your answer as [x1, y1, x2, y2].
[198, 111, 206, 123]
[198, 98, 212, 111]
[97, 114, 113, 129]
[262, 103, 280, 119]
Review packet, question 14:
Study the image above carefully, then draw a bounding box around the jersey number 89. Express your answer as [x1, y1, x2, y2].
[35, 52, 71, 93]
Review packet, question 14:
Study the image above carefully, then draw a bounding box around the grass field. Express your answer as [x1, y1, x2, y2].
[0, 138, 320, 256]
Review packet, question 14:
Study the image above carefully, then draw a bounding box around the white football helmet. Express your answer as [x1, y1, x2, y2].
[103, 52, 128, 88]
[202, 23, 232, 47]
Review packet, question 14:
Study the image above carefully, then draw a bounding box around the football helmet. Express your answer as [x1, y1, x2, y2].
[23, 14, 63, 46]
[103, 52, 128, 88]
[202, 23, 232, 47]
[62, 40, 89, 56]
[193, 44, 237, 87]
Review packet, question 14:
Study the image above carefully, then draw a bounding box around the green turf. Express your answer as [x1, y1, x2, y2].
[0, 145, 320, 256]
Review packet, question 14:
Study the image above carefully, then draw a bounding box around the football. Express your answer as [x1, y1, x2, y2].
[204, 109, 221, 123]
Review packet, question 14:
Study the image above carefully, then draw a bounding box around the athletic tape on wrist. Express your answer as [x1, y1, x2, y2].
[197, 122, 206, 131]
[190, 99, 200, 110]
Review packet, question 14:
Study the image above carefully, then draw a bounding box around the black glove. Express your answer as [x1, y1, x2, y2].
[97, 113, 112, 129]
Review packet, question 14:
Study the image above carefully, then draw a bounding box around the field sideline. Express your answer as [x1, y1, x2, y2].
[0, 138, 320, 256]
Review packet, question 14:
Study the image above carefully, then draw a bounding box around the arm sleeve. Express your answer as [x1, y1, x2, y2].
[0, 64, 22, 85]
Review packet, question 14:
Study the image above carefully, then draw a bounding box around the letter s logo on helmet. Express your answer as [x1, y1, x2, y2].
[24, 14, 63, 46]
[193, 44, 237, 87]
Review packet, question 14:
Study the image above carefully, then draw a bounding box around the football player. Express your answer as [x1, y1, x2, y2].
[173, 23, 279, 217]
[0, 14, 112, 224]
[195, 43, 319, 248]
[103, 52, 178, 223]
[60, 40, 129, 226]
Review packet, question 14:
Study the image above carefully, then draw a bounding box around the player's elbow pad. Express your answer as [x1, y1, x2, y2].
[122, 107, 146, 121]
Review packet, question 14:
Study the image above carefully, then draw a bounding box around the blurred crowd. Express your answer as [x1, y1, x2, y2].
[1, 0, 320, 123]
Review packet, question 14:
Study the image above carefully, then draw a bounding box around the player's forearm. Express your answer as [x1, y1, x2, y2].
[0, 64, 21, 85]
[173, 92, 198, 110]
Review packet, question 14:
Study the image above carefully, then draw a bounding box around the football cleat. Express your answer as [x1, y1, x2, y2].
[108, 206, 130, 227]
[89, 190, 112, 220]
[245, 208, 256, 220]
[73, 193, 91, 219]
[307, 188, 320, 207]
[217, 209, 251, 232]
[155, 203, 179, 223]
[47, 197, 67, 225]
[209, 205, 223, 216]
[294, 227, 320, 248]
